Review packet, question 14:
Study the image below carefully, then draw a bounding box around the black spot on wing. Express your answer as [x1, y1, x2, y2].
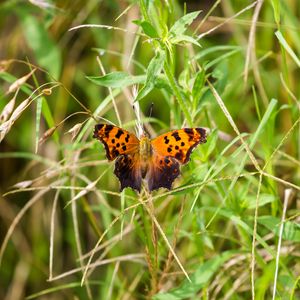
[115, 129, 124, 139]
[183, 128, 194, 141]
[167, 147, 172, 153]
[93, 124, 104, 138]
[103, 124, 113, 138]
[175, 152, 183, 161]
[125, 134, 130, 143]
[182, 128, 207, 164]
[164, 136, 170, 144]
[112, 149, 120, 157]
[171, 131, 181, 141]
[184, 128, 193, 134]
[93, 124, 114, 160]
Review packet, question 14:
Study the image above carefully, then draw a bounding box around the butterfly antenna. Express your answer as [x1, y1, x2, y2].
[148, 102, 154, 119]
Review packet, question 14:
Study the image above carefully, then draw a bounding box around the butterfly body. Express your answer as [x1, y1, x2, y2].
[93, 124, 207, 192]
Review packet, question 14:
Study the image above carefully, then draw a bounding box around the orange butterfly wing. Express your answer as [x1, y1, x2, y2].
[151, 128, 207, 164]
[93, 124, 142, 192]
[93, 125, 207, 192]
[93, 124, 139, 160]
[147, 128, 206, 191]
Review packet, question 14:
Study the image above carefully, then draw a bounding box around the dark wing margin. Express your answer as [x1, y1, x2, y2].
[114, 154, 142, 192]
[183, 128, 207, 164]
[93, 124, 139, 161]
[146, 155, 180, 191]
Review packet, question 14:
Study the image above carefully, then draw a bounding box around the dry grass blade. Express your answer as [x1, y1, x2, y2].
[0, 120, 12, 143]
[10, 97, 30, 121]
[138, 196, 191, 283]
[0, 96, 31, 142]
[12, 180, 33, 189]
[244, 0, 264, 84]
[0, 188, 50, 267]
[208, 80, 260, 171]
[80, 215, 123, 286]
[0, 89, 19, 123]
[51, 254, 145, 282]
[28, 0, 57, 10]
[7, 69, 36, 94]
[39, 126, 57, 145]
[198, 1, 258, 39]
[67, 122, 83, 141]
[272, 189, 293, 300]
[251, 172, 263, 300]
[0, 59, 13, 72]
[64, 180, 98, 208]
[49, 190, 60, 280]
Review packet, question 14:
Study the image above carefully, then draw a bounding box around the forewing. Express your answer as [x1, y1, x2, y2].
[114, 154, 142, 192]
[93, 124, 139, 160]
[146, 154, 180, 191]
[151, 128, 206, 164]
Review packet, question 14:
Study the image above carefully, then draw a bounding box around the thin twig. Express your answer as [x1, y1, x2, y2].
[96, 56, 122, 126]
[244, 0, 264, 84]
[198, 1, 258, 39]
[250, 172, 263, 300]
[207, 80, 261, 171]
[272, 189, 292, 300]
[49, 189, 60, 280]
[138, 197, 191, 282]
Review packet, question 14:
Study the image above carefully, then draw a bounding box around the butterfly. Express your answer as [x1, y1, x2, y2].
[93, 124, 207, 192]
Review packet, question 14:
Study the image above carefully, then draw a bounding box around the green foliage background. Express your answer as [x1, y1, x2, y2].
[0, 0, 299, 299]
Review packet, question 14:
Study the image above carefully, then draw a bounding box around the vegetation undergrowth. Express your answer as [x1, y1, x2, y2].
[0, 0, 299, 299]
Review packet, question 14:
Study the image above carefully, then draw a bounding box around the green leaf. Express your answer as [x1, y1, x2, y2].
[192, 69, 206, 102]
[270, 0, 281, 25]
[136, 50, 165, 100]
[258, 216, 300, 242]
[20, 15, 61, 79]
[275, 30, 300, 68]
[153, 251, 237, 300]
[202, 128, 217, 159]
[153, 76, 173, 94]
[169, 34, 201, 47]
[169, 11, 201, 36]
[242, 194, 277, 209]
[87, 72, 145, 88]
[133, 20, 159, 38]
